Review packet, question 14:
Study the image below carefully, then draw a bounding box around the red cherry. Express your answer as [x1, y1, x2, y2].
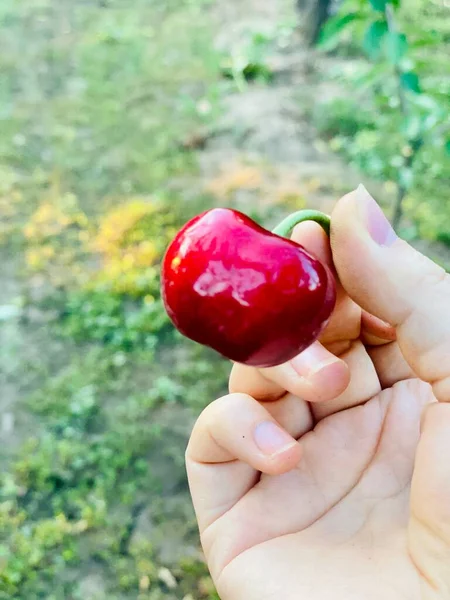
[161, 208, 336, 368]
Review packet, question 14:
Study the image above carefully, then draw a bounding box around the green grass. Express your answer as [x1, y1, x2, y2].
[0, 0, 221, 213]
[0, 336, 227, 598]
[0, 1, 228, 597]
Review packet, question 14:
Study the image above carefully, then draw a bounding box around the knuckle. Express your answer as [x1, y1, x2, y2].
[200, 392, 252, 426]
[409, 255, 448, 300]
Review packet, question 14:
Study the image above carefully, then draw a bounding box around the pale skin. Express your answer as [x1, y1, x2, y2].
[186, 186, 450, 600]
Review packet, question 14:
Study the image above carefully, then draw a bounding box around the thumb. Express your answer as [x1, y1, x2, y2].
[331, 185, 450, 402]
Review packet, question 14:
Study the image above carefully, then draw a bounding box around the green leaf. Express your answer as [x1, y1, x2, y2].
[369, 0, 387, 11]
[402, 115, 422, 140]
[446, 139, 450, 157]
[386, 32, 408, 65]
[352, 63, 388, 89]
[369, 0, 401, 9]
[400, 71, 421, 94]
[363, 20, 388, 59]
[409, 94, 440, 113]
[422, 112, 440, 132]
[317, 13, 359, 50]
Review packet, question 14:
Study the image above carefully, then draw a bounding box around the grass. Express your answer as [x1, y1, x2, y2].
[0, 0, 221, 213]
[1, 342, 226, 598]
[0, 0, 229, 597]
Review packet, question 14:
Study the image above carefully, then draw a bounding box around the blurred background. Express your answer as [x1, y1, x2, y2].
[0, 0, 449, 598]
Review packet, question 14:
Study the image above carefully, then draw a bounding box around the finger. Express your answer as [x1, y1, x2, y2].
[228, 369, 314, 438]
[312, 340, 381, 420]
[261, 392, 313, 439]
[292, 222, 396, 349]
[186, 393, 302, 532]
[292, 221, 362, 347]
[292, 219, 332, 266]
[322, 283, 362, 349]
[409, 402, 450, 590]
[187, 393, 300, 470]
[368, 342, 415, 389]
[361, 311, 397, 346]
[230, 341, 350, 403]
[331, 185, 450, 402]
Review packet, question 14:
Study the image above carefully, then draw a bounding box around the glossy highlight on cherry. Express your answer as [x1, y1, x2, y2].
[161, 208, 336, 368]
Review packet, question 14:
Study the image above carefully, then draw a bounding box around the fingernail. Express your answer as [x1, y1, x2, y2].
[291, 341, 340, 377]
[357, 184, 397, 247]
[253, 421, 296, 456]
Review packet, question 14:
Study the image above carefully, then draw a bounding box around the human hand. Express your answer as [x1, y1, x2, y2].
[186, 186, 450, 600]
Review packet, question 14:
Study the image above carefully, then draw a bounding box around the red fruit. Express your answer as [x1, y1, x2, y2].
[161, 208, 336, 368]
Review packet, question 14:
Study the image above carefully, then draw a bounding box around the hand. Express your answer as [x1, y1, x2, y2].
[186, 186, 450, 600]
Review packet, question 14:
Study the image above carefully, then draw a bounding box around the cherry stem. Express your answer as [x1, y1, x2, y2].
[272, 210, 331, 238]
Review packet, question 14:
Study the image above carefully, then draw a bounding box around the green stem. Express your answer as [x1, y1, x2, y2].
[272, 209, 331, 238]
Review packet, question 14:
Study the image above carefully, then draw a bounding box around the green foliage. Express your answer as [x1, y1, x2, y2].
[0, 0, 222, 207]
[315, 0, 450, 238]
[400, 71, 421, 93]
[172, 345, 231, 412]
[55, 193, 207, 350]
[220, 31, 275, 89]
[219, 21, 297, 90]
[60, 290, 170, 351]
[318, 13, 361, 50]
[0, 1, 227, 597]
[385, 31, 408, 65]
[368, 0, 389, 11]
[1, 347, 223, 598]
[369, 0, 385, 10]
[0, 504, 81, 599]
[363, 20, 388, 58]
